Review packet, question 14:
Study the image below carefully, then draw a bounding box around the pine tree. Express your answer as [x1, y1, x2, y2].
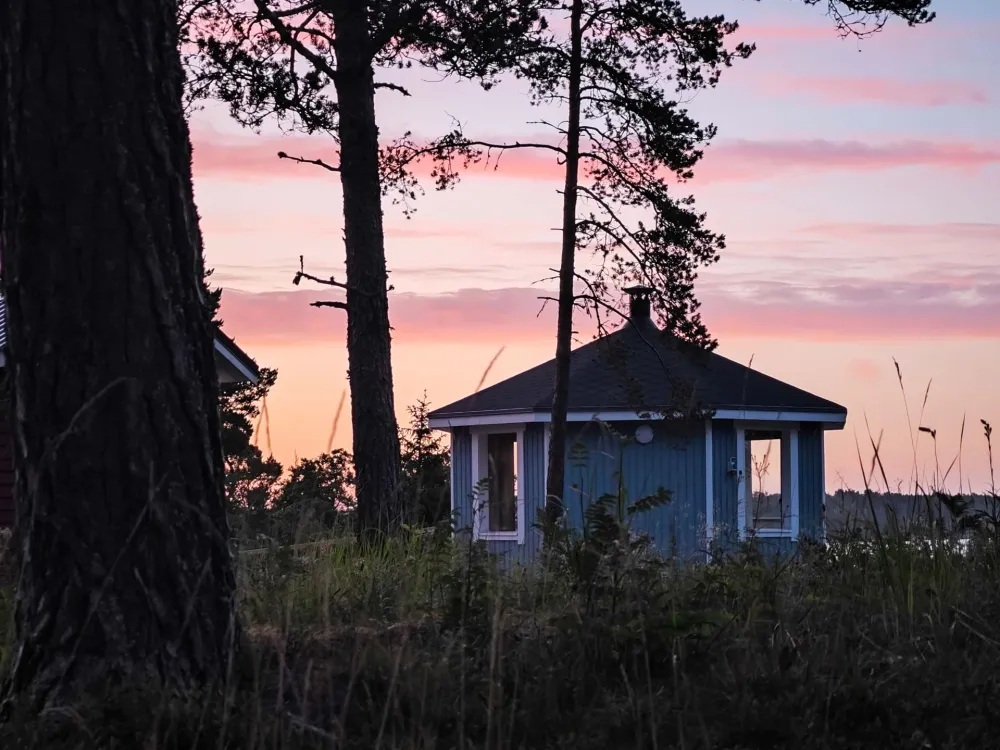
[183, 0, 540, 545]
[400, 394, 451, 526]
[1, 0, 239, 709]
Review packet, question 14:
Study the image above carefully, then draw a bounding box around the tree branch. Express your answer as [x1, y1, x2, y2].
[278, 151, 340, 172]
[437, 138, 567, 159]
[544, 267, 698, 416]
[310, 300, 349, 310]
[293, 256, 392, 296]
[580, 3, 614, 35]
[284, 20, 335, 48]
[375, 81, 412, 96]
[293, 255, 352, 291]
[569, 274, 683, 406]
[294, 271, 349, 290]
[178, 0, 216, 33]
[577, 185, 647, 257]
[267, 1, 322, 19]
[393, 134, 569, 180]
[253, 0, 339, 82]
[576, 217, 643, 268]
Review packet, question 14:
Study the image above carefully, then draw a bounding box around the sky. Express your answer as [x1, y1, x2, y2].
[191, 0, 1000, 495]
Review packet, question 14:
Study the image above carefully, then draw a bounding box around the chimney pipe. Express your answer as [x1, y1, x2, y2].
[623, 285, 654, 322]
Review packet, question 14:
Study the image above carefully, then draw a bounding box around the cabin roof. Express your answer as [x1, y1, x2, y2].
[429, 317, 846, 423]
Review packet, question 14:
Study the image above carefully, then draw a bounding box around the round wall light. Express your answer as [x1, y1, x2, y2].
[635, 424, 654, 445]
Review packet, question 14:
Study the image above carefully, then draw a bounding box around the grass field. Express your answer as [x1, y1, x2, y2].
[0, 408, 997, 748]
[3, 510, 1000, 749]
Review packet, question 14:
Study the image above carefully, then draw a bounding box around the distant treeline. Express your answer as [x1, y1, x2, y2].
[825, 490, 999, 532]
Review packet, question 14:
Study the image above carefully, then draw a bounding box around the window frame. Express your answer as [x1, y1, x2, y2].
[736, 421, 800, 540]
[470, 424, 526, 544]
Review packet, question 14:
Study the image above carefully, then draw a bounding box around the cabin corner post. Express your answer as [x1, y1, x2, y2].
[735, 425, 746, 539]
[516, 431, 526, 546]
[820, 429, 828, 543]
[449, 429, 456, 519]
[788, 427, 800, 541]
[704, 419, 714, 559]
[470, 430, 482, 540]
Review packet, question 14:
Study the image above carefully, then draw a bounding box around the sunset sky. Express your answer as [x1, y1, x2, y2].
[192, 0, 1000, 494]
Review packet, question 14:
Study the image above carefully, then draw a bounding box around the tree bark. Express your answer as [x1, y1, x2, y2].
[331, 2, 402, 545]
[544, 0, 585, 538]
[0, 0, 237, 710]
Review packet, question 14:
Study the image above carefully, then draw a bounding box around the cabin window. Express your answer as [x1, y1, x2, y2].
[738, 426, 799, 538]
[487, 433, 517, 532]
[471, 426, 525, 543]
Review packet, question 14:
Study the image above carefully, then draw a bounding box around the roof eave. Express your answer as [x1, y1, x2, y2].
[429, 406, 848, 430]
[213, 327, 261, 384]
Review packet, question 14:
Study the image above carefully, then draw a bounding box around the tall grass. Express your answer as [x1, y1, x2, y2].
[0, 381, 998, 747]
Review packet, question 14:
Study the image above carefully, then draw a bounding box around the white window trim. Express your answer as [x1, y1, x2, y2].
[736, 423, 800, 540]
[470, 424, 526, 544]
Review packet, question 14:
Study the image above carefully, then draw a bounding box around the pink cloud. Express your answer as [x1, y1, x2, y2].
[732, 24, 845, 42]
[701, 276, 1000, 340]
[218, 273, 1000, 350]
[755, 74, 989, 107]
[190, 128, 560, 183]
[798, 222, 1000, 242]
[200, 211, 490, 242]
[217, 287, 558, 346]
[732, 20, 992, 46]
[698, 139, 1000, 181]
[192, 127, 1000, 187]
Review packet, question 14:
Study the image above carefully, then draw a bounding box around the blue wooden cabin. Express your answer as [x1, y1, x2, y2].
[427, 288, 847, 564]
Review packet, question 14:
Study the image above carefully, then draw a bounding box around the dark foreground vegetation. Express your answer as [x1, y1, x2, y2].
[2, 498, 1000, 749]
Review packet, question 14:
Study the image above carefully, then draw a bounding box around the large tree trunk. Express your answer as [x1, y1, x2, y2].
[543, 0, 585, 538]
[0, 0, 237, 710]
[331, 3, 402, 545]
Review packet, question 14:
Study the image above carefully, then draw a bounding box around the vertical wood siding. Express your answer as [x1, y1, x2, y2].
[711, 420, 740, 552]
[562, 420, 706, 561]
[796, 424, 824, 540]
[451, 427, 473, 530]
[450, 419, 829, 566]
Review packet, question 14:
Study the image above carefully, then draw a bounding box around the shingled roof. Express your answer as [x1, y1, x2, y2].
[429, 295, 846, 423]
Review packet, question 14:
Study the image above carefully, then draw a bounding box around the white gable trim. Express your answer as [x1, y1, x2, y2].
[429, 409, 845, 430]
[215, 338, 259, 384]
